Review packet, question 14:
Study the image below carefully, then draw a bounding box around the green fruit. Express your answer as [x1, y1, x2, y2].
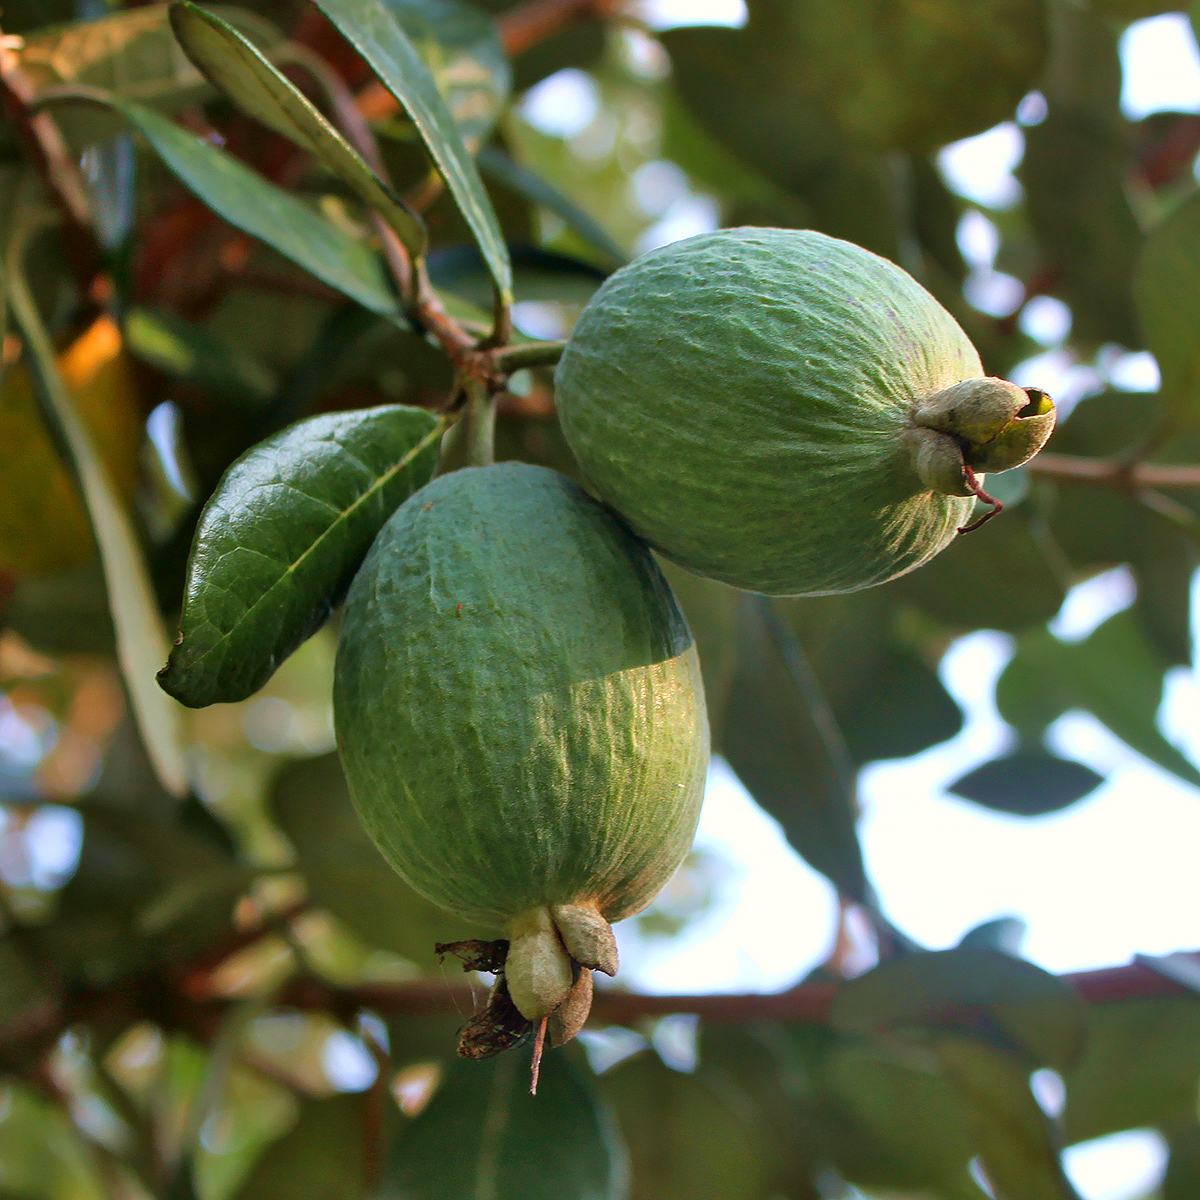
[555, 228, 1055, 596]
[334, 463, 708, 1025]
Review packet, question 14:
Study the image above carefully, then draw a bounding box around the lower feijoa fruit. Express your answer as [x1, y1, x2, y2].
[333, 462, 709, 1044]
[554, 227, 1055, 596]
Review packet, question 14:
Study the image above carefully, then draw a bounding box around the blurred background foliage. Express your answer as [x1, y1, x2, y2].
[0, 0, 1198, 1196]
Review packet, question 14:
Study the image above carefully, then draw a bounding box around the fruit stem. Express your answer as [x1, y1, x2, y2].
[530, 1016, 548, 1095]
[957, 464, 1003, 533]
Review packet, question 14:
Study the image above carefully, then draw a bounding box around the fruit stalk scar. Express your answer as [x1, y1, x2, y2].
[906, 378, 1056, 529]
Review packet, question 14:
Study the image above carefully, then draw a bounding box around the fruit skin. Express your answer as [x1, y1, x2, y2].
[333, 462, 709, 939]
[555, 227, 1052, 597]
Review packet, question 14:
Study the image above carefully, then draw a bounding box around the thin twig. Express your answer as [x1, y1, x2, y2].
[495, 339, 566, 372]
[1028, 452, 1200, 489]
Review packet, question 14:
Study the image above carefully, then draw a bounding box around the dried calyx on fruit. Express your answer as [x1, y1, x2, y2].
[333, 463, 709, 1084]
[555, 227, 1056, 597]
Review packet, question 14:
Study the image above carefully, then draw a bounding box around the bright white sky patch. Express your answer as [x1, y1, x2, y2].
[938, 122, 1024, 209]
[639, 0, 747, 30]
[518, 68, 600, 138]
[1064, 1129, 1168, 1200]
[1121, 13, 1200, 119]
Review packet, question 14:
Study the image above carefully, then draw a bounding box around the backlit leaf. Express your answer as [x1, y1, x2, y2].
[159, 405, 442, 707]
[7, 222, 187, 797]
[934, 1034, 1081, 1200]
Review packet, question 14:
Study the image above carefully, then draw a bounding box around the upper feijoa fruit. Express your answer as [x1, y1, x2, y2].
[554, 227, 1055, 596]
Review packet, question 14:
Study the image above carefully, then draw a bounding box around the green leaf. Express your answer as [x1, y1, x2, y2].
[15, 3, 281, 145]
[269, 752, 484, 966]
[1164, 1125, 1200, 1200]
[949, 751, 1105, 816]
[383, 1047, 627, 1200]
[751, 0, 1047, 152]
[159, 405, 442, 707]
[43, 89, 401, 317]
[384, 0, 511, 150]
[125, 306, 277, 411]
[891, 509, 1068, 634]
[314, 0, 513, 309]
[839, 646, 963, 765]
[6, 216, 187, 798]
[477, 147, 626, 268]
[231, 1094, 375, 1200]
[1136, 190, 1200, 425]
[832, 949, 1088, 1073]
[719, 594, 867, 901]
[933, 1034, 1082, 1200]
[1062, 997, 1200, 1143]
[818, 1039, 984, 1196]
[168, 2, 427, 260]
[602, 1046, 789, 1200]
[1019, 6, 1141, 348]
[0, 1081, 105, 1200]
[996, 613, 1200, 790]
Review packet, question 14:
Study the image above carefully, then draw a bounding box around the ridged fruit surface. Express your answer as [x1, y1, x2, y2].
[333, 462, 709, 933]
[556, 228, 1024, 596]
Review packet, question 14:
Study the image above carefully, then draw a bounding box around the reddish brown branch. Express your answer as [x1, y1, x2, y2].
[279, 953, 1199, 1028]
[1028, 453, 1200, 490]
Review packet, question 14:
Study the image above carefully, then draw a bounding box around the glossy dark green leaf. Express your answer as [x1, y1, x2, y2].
[384, 1047, 627, 1200]
[231, 1094, 374, 1200]
[1136, 190, 1200, 424]
[314, 0, 513, 308]
[996, 614, 1200, 789]
[1164, 1125, 1200, 1200]
[159, 406, 441, 707]
[720, 595, 867, 901]
[7, 221, 187, 797]
[45, 90, 400, 317]
[168, 1, 427, 259]
[818, 1039, 984, 1196]
[832, 949, 1087, 1072]
[891, 510, 1068, 633]
[602, 1046, 785, 1200]
[477, 147, 626, 268]
[839, 646, 964, 765]
[949, 751, 1105, 816]
[269, 752, 483, 966]
[933, 1034, 1081, 1200]
[383, 0, 511, 150]
[125, 306, 276, 411]
[1062, 997, 1200, 1143]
